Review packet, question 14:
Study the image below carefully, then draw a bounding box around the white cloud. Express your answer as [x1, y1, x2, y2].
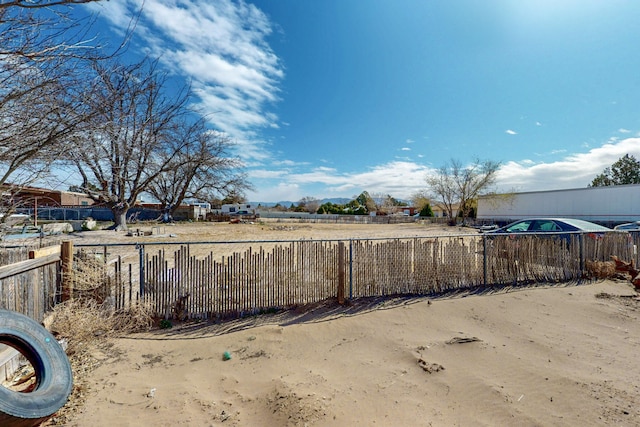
[88, 1, 134, 32]
[248, 138, 640, 202]
[315, 166, 337, 173]
[250, 169, 288, 179]
[85, 3, 640, 204]
[257, 183, 301, 202]
[401, 147, 411, 151]
[320, 162, 430, 198]
[90, 0, 283, 163]
[271, 159, 308, 167]
[248, 161, 433, 201]
[496, 137, 640, 192]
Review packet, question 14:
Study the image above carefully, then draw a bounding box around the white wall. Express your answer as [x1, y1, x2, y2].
[477, 184, 640, 222]
[221, 203, 257, 214]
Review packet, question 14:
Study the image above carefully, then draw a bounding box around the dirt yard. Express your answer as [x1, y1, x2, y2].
[28, 220, 640, 426]
[64, 218, 469, 245]
[66, 279, 640, 426]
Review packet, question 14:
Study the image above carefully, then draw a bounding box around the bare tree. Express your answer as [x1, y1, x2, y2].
[0, 1, 104, 60]
[146, 119, 252, 220]
[0, 1, 99, 8]
[410, 190, 431, 211]
[426, 159, 501, 225]
[298, 197, 320, 214]
[0, 0, 107, 210]
[218, 191, 248, 207]
[71, 58, 192, 230]
[0, 56, 92, 184]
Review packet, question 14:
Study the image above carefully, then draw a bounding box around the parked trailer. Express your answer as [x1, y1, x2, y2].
[477, 184, 640, 226]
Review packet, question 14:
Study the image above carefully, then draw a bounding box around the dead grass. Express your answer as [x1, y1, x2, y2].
[42, 299, 154, 425]
[585, 259, 617, 279]
[69, 250, 113, 302]
[42, 279, 154, 425]
[47, 299, 154, 353]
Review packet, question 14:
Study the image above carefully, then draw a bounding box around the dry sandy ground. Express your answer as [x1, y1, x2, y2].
[60, 220, 467, 263]
[64, 219, 465, 245]
[49, 222, 640, 425]
[68, 280, 640, 427]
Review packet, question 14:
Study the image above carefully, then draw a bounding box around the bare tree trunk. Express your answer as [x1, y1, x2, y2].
[111, 207, 128, 231]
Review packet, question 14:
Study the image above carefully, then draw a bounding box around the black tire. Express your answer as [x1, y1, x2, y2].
[0, 310, 73, 427]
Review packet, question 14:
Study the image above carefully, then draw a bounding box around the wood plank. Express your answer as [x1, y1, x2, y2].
[0, 346, 21, 382]
[0, 345, 20, 367]
[28, 245, 61, 259]
[0, 254, 59, 281]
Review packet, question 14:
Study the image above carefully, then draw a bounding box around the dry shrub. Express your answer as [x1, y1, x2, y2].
[70, 251, 111, 303]
[47, 299, 153, 355]
[42, 298, 154, 425]
[585, 260, 617, 279]
[47, 251, 155, 355]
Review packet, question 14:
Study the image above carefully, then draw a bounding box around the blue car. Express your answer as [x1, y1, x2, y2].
[486, 218, 612, 235]
[484, 218, 614, 251]
[483, 218, 616, 260]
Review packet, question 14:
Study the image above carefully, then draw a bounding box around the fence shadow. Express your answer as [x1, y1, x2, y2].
[131, 278, 589, 341]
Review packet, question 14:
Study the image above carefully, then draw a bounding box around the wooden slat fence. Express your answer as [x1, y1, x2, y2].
[0, 252, 60, 323]
[0, 249, 60, 381]
[0, 242, 65, 322]
[142, 241, 345, 320]
[350, 236, 484, 298]
[3, 231, 636, 325]
[78, 230, 633, 320]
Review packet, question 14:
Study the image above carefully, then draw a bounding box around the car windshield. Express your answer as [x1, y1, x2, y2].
[501, 218, 611, 233]
[529, 220, 562, 231]
[559, 219, 611, 231]
[504, 220, 533, 232]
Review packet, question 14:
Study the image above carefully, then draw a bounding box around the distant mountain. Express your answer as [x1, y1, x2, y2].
[250, 197, 414, 208]
[318, 198, 352, 205]
[249, 201, 293, 208]
[250, 198, 352, 208]
[249, 201, 292, 208]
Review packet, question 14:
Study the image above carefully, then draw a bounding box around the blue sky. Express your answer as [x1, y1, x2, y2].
[81, 0, 640, 203]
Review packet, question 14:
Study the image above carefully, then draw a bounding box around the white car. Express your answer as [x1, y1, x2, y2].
[614, 221, 640, 231]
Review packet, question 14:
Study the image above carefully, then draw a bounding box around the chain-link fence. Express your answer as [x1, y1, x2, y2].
[70, 230, 637, 320]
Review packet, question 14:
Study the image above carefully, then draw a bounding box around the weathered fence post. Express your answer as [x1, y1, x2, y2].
[579, 233, 584, 276]
[61, 241, 73, 302]
[337, 241, 345, 304]
[483, 234, 488, 287]
[349, 239, 353, 299]
[137, 244, 145, 298]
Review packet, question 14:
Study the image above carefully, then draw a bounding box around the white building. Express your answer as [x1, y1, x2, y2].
[477, 184, 640, 224]
[221, 203, 258, 215]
